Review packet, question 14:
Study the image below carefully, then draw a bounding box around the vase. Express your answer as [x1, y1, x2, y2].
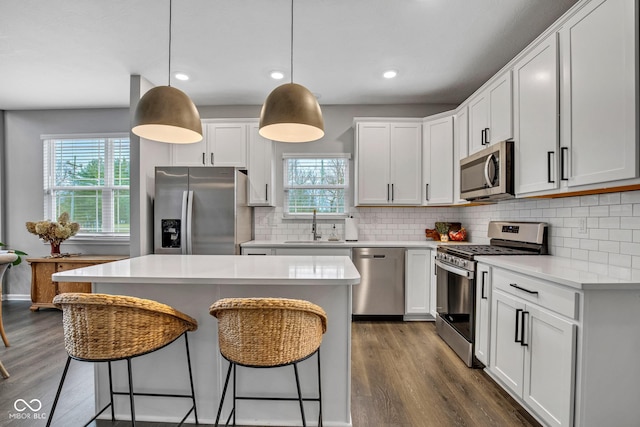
[50, 242, 61, 256]
[440, 234, 449, 242]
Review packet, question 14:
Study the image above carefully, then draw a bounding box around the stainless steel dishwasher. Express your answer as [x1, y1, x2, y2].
[352, 247, 405, 317]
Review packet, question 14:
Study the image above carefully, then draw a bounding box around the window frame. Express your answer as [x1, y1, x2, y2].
[282, 153, 351, 219]
[42, 132, 130, 241]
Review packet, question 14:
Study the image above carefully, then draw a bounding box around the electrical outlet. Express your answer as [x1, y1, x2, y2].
[578, 218, 588, 234]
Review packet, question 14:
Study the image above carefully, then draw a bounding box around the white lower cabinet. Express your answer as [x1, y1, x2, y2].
[489, 268, 576, 427]
[404, 249, 432, 319]
[474, 263, 491, 366]
[241, 248, 274, 255]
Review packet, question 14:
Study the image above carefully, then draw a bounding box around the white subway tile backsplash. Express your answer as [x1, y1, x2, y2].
[253, 190, 640, 270]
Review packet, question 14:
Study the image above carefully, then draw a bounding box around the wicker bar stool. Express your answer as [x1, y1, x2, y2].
[210, 297, 327, 427]
[47, 293, 199, 427]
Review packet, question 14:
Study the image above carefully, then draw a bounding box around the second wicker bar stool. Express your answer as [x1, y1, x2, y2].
[47, 293, 199, 427]
[210, 297, 327, 427]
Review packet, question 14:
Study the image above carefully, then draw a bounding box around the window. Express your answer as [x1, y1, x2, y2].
[43, 134, 130, 237]
[283, 154, 350, 217]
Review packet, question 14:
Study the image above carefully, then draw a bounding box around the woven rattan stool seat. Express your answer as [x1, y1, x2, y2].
[54, 293, 197, 361]
[210, 297, 327, 367]
[47, 293, 199, 427]
[210, 297, 327, 426]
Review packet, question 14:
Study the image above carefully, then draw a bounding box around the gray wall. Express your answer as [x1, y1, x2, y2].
[3, 108, 131, 296]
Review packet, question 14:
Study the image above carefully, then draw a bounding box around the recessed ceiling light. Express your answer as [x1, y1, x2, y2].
[383, 70, 398, 79]
[270, 71, 285, 80]
[174, 72, 190, 81]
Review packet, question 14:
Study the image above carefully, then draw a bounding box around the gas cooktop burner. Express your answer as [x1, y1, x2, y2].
[444, 245, 540, 256]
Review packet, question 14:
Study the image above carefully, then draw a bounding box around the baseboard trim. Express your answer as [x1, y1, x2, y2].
[1, 294, 30, 301]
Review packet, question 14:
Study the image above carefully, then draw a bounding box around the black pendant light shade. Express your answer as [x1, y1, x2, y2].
[259, 83, 324, 143]
[132, 86, 202, 144]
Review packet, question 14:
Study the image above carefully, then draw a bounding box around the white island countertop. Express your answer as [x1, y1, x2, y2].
[52, 254, 361, 286]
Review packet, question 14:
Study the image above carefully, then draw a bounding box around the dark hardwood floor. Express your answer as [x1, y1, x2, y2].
[0, 300, 540, 427]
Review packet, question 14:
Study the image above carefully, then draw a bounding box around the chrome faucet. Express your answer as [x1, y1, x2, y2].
[312, 209, 321, 241]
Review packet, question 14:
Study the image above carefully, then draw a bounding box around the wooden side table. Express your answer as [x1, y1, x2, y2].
[26, 255, 127, 311]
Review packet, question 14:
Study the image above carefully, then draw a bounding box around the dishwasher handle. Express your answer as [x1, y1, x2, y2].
[359, 254, 387, 259]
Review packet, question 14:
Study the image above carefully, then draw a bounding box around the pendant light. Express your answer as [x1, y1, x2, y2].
[259, 0, 324, 143]
[132, 0, 202, 144]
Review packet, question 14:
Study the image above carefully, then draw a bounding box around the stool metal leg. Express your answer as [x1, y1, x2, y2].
[46, 356, 72, 427]
[126, 358, 136, 427]
[317, 349, 323, 427]
[215, 360, 234, 426]
[293, 362, 307, 427]
[108, 361, 115, 421]
[184, 333, 199, 424]
[232, 363, 237, 426]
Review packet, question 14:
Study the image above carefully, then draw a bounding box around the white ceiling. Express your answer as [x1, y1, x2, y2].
[0, 0, 578, 111]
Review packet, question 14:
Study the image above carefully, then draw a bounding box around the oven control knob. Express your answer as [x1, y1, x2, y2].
[460, 260, 467, 267]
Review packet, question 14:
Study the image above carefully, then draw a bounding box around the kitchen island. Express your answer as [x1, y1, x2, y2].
[52, 254, 360, 426]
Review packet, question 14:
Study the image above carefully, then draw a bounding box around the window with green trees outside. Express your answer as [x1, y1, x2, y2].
[43, 134, 130, 237]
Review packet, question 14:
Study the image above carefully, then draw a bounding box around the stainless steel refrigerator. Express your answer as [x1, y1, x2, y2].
[154, 167, 252, 255]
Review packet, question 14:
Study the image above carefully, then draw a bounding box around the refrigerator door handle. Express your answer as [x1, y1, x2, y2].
[180, 191, 189, 255]
[186, 190, 194, 254]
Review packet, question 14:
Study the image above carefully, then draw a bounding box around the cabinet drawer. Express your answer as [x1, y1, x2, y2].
[493, 268, 579, 320]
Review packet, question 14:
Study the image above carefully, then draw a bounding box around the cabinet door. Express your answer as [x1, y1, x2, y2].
[468, 94, 489, 154]
[242, 248, 274, 255]
[454, 107, 469, 204]
[405, 249, 430, 315]
[490, 289, 525, 395]
[207, 123, 247, 167]
[56, 262, 92, 293]
[523, 306, 576, 427]
[356, 123, 391, 205]
[560, 0, 637, 187]
[247, 124, 275, 206]
[171, 124, 207, 166]
[390, 123, 422, 205]
[475, 264, 491, 366]
[514, 33, 559, 195]
[488, 70, 513, 144]
[423, 116, 453, 205]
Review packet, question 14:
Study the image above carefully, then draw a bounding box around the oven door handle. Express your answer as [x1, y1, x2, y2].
[435, 259, 475, 279]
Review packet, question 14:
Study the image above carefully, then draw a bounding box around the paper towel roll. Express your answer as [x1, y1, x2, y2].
[345, 217, 358, 241]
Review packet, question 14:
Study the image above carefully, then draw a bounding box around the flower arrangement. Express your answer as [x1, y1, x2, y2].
[26, 212, 80, 255]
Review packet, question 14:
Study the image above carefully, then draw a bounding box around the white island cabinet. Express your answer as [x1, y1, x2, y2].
[52, 254, 360, 426]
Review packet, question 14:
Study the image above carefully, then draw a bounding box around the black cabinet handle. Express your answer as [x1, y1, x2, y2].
[484, 127, 490, 145]
[391, 184, 394, 202]
[265, 184, 269, 201]
[211, 153, 215, 165]
[560, 147, 569, 181]
[509, 283, 539, 295]
[425, 184, 429, 201]
[521, 311, 529, 347]
[387, 184, 390, 201]
[481, 271, 488, 299]
[202, 153, 205, 165]
[515, 308, 523, 343]
[481, 129, 486, 145]
[547, 151, 555, 183]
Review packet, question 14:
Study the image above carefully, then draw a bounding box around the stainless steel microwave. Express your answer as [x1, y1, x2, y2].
[460, 140, 514, 202]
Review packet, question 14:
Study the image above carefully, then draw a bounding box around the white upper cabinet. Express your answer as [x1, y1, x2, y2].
[514, 32, 560, 196]
[171, 121, 248, 168]
[559, 0, 637, 187]
[454, 106, 469, 204]
[468, 70, 513, 155]
[422, 113, 454, 205]
[355, 120, 422, 205]
[247, 123, 275, 206]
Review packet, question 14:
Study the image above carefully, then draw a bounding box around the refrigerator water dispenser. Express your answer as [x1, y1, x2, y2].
[161, 219, 181, 248]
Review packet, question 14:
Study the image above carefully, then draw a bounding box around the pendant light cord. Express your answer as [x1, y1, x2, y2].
[290, 0, 294, 84]
[168, 0, 173, 86]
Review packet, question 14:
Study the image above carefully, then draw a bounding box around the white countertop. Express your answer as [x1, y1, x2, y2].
[242, 239, 470, 249]
[51, 254, 361, 286]
[477, 255, 640, 290]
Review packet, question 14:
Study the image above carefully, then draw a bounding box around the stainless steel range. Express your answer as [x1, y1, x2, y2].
[435, 221, 548, 367]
